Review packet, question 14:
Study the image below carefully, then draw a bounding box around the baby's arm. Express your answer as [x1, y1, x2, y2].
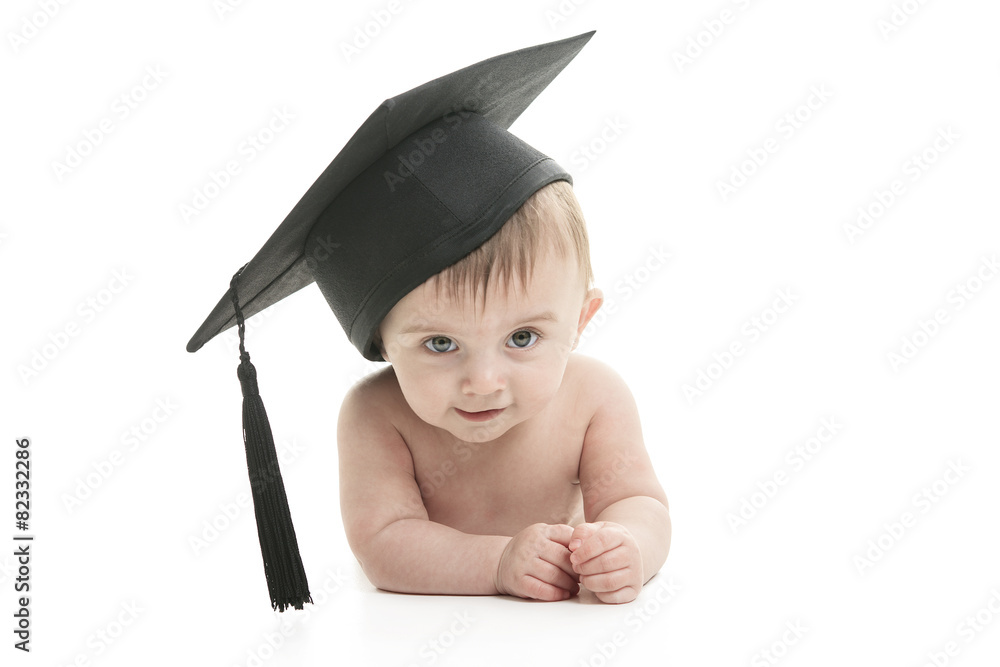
[571, 359, 671, 602]
[338, 380, 506, 594]
[338, 377, 577, 600]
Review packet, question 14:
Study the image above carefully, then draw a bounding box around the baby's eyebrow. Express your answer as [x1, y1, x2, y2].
[397, 310, 559, 335]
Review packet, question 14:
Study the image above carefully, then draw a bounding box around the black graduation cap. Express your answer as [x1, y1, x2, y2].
[187, 31, 595, 611]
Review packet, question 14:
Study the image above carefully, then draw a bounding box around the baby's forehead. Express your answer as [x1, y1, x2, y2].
[378, 240, 585, 339]
[409, 275, 536, 319]
[391, 266, 564, 324]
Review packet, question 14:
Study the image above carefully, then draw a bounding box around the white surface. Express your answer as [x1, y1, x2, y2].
[3, 1, 999, 665]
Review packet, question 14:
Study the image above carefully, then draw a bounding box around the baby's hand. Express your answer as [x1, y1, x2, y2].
[494, 523, 580, 601]
[568, 522, 643, 604]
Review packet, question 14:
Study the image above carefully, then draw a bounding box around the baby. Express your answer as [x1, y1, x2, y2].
[187, 31, 669, 612]
[338, 180, 671, 604]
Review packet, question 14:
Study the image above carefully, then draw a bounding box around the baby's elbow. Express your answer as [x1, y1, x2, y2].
[357, 548, 414, 594]
[347, 519, 405, 591]
[357, 556, 391, 591]
[351, 540, 392, 591]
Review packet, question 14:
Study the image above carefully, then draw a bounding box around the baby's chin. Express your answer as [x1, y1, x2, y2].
[435, 407, 522, 445]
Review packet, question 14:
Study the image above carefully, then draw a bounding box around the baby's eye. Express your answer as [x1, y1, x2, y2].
[424, 336, 457, 353]
[507, 330, 539, 349]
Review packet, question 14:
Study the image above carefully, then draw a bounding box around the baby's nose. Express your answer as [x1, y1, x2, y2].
[461, 353, 506, 395]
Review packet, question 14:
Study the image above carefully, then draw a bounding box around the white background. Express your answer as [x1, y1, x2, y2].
[3, 0, 999, 665]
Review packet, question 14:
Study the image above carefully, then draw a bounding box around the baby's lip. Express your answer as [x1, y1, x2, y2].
[455, 407, 506, 422]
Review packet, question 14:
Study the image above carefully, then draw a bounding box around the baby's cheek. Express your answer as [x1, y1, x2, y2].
[411, 394, 446, 424]
[395, 375, 442, 419]
[529, 362, 568, 401]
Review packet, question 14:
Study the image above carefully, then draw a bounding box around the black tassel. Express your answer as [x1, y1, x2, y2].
[230, 267, 312, 612]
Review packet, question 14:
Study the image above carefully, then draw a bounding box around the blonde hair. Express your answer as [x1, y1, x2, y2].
[431, 180, 593, 304]
[373, 181, 593, 356]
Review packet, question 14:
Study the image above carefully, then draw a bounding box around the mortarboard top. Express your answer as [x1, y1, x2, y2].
[186, 31, 595, 612]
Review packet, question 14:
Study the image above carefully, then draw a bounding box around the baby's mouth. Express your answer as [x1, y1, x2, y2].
[455, 407, 506, 422]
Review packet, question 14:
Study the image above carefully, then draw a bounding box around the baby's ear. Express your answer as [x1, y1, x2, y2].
[573, 288, 604, 349]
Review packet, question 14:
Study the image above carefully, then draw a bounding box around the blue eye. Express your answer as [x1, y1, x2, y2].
[424, 336, 457, 353]
[507, 330, 539, 349]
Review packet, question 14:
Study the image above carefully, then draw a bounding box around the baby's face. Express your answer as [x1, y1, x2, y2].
[379, 248, 601, 444]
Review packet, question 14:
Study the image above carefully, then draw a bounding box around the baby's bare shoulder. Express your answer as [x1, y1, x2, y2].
[565, 353, 630, 396]
[347, 364, 399, 397]
[339, 365, 408, 427]
[560, 353, 634, 426]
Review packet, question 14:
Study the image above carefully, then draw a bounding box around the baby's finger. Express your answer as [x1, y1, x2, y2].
[570, 527, 622, 566]
[521, 574, 574, 601]
[580, 567, 634, 595]
[542, 542, 580, 583]
[567, 522, 598, 551]
[546, 523, 575, 547]
[535, 557, 580, 593]
[594, 585, 640, 605]
[572, 544, 631, 576]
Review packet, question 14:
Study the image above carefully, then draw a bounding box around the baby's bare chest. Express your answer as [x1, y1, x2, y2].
[406, 415, 588, 536]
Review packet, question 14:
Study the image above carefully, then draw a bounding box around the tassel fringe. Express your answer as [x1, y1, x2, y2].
[231, 268, 312, 612]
